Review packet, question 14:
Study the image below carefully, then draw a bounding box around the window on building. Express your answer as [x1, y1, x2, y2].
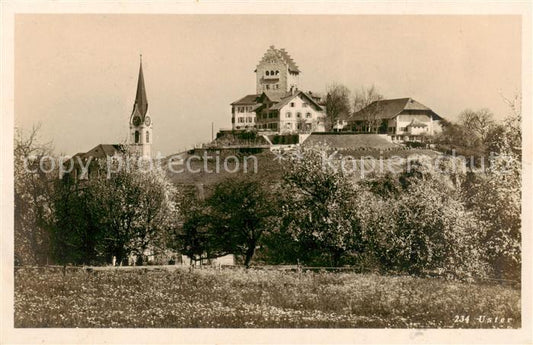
[286, 112, 292, 118]
[276, 70, 279, 75]
[134, 131, 140, 143]
[266, 85, 270, 90]
[290, 102, 295, 107]
[270, 70, 274, 75]
[286, 123, 292, 129]
[146, 131, 150, 143]
[238, 117, 245, 123]
[306, 112, 311, 118]
[296, 112, 302, 118]
[266, 71, 270, 76]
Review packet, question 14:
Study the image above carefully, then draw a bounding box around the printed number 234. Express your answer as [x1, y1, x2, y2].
[454, 315, 470, 323]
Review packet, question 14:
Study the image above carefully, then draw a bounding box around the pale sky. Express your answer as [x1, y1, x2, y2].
[15, 15, 521, 156]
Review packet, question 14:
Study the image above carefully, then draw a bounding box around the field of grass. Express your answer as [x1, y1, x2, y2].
[15, 266, 520, 328]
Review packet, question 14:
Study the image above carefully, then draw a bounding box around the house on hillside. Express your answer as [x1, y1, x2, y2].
[255, 90, 326, 134]
[231, 95, 260, 130]
[230, 46, 327, 134]
[348, 98, 443, 142]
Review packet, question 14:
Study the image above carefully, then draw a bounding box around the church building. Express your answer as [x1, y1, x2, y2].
[69, 56, 153, 180]
[231, 46, 326, 134]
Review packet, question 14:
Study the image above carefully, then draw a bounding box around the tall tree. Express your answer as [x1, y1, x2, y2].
[281, 147, 364, 266]
[14, 125, 55, 265]
[205, 177, 278, 267]
[458, 108, 495, 146]
[352, 85, 384, 133]
[462, 103, 521, 279]
[325, 83, 351, 131]
[93, 162, 178, 265]
[50, 175, 101, 265]
[171, 189, 216, 265]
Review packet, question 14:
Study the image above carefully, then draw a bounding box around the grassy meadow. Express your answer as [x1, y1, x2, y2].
[15, 266, 520, 328]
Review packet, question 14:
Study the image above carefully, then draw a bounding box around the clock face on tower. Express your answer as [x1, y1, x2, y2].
[132, 116, 141, 126]
[144, 116, 151, 126]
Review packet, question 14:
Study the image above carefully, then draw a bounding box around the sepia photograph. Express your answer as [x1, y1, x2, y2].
[1, 1, 532, 344]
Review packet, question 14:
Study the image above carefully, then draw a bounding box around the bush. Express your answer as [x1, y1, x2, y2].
[405, 141, 427, 149]
[358, 169, 489, 278]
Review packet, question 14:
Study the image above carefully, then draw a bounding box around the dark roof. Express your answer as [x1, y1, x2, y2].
[131, 56, 148, 119]
[231, 91, 323, 113]
[257, 46, 300, 73]
[77, 144, 127, 160]
[270, 91, 323, 111]
[351, 98, 442, 121]
[231, 94, 259, 105]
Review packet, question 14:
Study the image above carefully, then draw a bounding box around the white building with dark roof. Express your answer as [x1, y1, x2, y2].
[349, 97, 443, 141]
[230, 94, 259, 131]
[230, 46, 326, 134]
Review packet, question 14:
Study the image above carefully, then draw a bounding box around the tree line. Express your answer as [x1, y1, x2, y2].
[14, 98, 521, 280]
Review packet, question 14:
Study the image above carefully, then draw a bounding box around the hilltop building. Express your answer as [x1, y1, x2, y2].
[230, 46, 327, 134]
[348, 98, 443, 142]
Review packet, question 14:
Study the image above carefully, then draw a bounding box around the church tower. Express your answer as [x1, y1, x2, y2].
[255, 46, 300, 100]
[129, 55, 152, 158]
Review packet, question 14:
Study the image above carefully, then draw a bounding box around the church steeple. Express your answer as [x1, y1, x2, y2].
[133, 54, 148, 118]
[129, 55, 152, 158]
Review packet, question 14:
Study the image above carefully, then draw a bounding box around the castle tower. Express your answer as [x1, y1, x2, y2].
[255, 45, 300, 100]
[129, 55, 152, 157]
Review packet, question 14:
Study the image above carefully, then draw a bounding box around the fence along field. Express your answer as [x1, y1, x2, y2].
[15, 266, 520, 328]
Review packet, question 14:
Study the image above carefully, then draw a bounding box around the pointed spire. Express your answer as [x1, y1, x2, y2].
[133, 54, 148, 117]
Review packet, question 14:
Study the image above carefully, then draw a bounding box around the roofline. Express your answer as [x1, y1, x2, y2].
[269, 91, 323, 111]
[351, 97, 444, 121]
[230, 94, 259, 105]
